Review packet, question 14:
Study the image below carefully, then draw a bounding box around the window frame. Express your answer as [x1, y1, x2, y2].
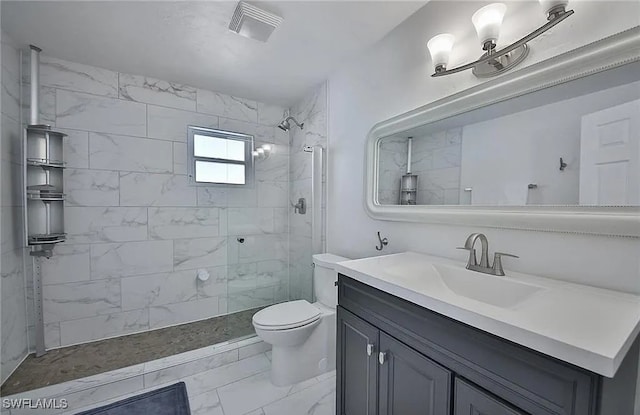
[187, 126, 255, 187]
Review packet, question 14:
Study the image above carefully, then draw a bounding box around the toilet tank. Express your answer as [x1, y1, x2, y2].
[312, 253, 350, 308]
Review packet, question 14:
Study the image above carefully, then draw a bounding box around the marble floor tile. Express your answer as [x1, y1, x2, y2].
[142, 347, 238, 389]
[178, 353, 271, 397]
[190, 390, 225, 415]
[262, 377, 336, 415]
[217, 371, 318, 415]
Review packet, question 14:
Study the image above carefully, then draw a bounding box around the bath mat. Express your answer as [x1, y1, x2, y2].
[76, 382, 190, 415]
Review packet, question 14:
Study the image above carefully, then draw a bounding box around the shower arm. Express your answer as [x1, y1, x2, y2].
[285, 116, 304, 129]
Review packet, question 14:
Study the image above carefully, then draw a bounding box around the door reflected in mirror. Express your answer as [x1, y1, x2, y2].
[376, 62, 640, 206]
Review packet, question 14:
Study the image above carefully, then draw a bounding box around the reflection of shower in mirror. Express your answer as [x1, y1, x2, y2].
[400, 137, 417, 205]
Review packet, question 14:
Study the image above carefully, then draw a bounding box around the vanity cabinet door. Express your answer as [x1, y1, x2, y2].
[455, 378, 527, 415]
[337, 307, 379, 415]
[378, 332, 452, 415]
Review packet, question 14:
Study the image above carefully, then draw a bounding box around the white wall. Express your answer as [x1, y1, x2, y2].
[327, 0, 640, 291]
[326, 0, 640, 407]
[460, 80, 640, 206]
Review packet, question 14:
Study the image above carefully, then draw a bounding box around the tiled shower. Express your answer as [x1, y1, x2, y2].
[0, 32, 328, 384]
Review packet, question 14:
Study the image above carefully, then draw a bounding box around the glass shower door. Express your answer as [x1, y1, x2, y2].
[224, 142, 291, 338]
[289, 145, 323, 303]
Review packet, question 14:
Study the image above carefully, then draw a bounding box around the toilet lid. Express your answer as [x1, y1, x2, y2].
[253, 300, 321, 330]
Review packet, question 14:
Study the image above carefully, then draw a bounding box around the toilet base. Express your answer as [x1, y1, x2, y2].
[269, 311, 336, 386]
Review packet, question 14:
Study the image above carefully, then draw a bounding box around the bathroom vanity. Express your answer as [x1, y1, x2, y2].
[335, 253, 640, 415]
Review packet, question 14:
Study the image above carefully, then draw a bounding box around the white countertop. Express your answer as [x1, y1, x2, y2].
[335, 252, 640, 377]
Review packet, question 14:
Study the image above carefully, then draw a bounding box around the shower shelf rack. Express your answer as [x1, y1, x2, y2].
[26, 158, 66, 168]
[23, 125, 68, 255]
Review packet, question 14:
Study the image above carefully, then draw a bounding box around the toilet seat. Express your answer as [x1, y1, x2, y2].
[253, 300, 321, 331]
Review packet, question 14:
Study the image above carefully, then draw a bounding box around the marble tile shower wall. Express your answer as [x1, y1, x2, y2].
[1, 33, 29, 383]
[288, 83, 328, 302]
[377, 129, 462, 205]
[411, 128, 462, 205]
[20, 54, 291, 348]
[377, 137, 408, 205]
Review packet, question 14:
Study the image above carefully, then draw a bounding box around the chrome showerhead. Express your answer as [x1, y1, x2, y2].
[277, 116, 304, 131]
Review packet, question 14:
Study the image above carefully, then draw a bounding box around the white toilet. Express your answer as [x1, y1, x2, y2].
[252, 253, 349, 386]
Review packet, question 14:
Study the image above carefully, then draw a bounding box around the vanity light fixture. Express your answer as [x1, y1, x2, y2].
[427, 0, 573, 78]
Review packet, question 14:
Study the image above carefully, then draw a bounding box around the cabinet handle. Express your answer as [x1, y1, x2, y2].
[366, 343, 375, 356]
[378, 352, 387, 365]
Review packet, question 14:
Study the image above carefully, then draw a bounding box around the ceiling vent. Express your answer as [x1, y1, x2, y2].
[229, 2, 283, 42]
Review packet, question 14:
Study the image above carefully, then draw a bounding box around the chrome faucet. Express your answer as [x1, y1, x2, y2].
[457, 233, 519, 276]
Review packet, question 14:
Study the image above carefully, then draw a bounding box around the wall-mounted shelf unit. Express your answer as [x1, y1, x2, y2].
[23, 124, 67, 256]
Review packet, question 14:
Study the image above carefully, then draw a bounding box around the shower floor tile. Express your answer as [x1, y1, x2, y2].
[0, 307, 261, 396]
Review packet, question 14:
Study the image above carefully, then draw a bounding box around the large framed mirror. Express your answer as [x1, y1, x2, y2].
[365, 28, 640, 237]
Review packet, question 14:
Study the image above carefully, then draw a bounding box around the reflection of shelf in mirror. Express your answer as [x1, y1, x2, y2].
[27, 194, 65, 201]
[27, 185, 65, 201]
[27, 158, 65, 169]
[28, 233, 66, 245]
[26, 125, 67, 136]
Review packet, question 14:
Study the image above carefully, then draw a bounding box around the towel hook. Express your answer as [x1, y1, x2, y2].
[559, 157, 567, 171]
[376, 232, 389, 251]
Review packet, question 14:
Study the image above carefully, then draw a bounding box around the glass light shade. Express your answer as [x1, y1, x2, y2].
[471, 3, 507, 45]
[427, 34, 455, 68]
[257, 148, 265, 156]
[538, 0, 568, 15]
[261, 144, 272, 152]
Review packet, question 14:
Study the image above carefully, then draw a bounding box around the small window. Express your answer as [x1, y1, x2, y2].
[187, 126, 254, 186]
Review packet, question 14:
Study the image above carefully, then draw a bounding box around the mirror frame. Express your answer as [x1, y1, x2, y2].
[365, 28, 640, 237]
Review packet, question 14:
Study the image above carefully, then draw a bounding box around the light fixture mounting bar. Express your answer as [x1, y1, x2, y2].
[432, 9, 574, 77]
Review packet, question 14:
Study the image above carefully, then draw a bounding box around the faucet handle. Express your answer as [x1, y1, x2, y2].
[494, 252, 519, 258]
[492, 252, 519, 276]
[457, 246, 477, 268]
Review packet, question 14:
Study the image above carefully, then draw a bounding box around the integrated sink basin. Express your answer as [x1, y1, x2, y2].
[374, 254, 544, 309]
[432, 263, 544, 308]
[334, 251, 640, 377]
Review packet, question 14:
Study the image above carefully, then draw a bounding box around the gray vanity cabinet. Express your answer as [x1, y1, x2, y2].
[378, 332, 452, 415]
[337, 308, 452, 415]
[337, 275, 639, 415]
[454, 378, 526, 415]
[337, 308, 378, 415]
